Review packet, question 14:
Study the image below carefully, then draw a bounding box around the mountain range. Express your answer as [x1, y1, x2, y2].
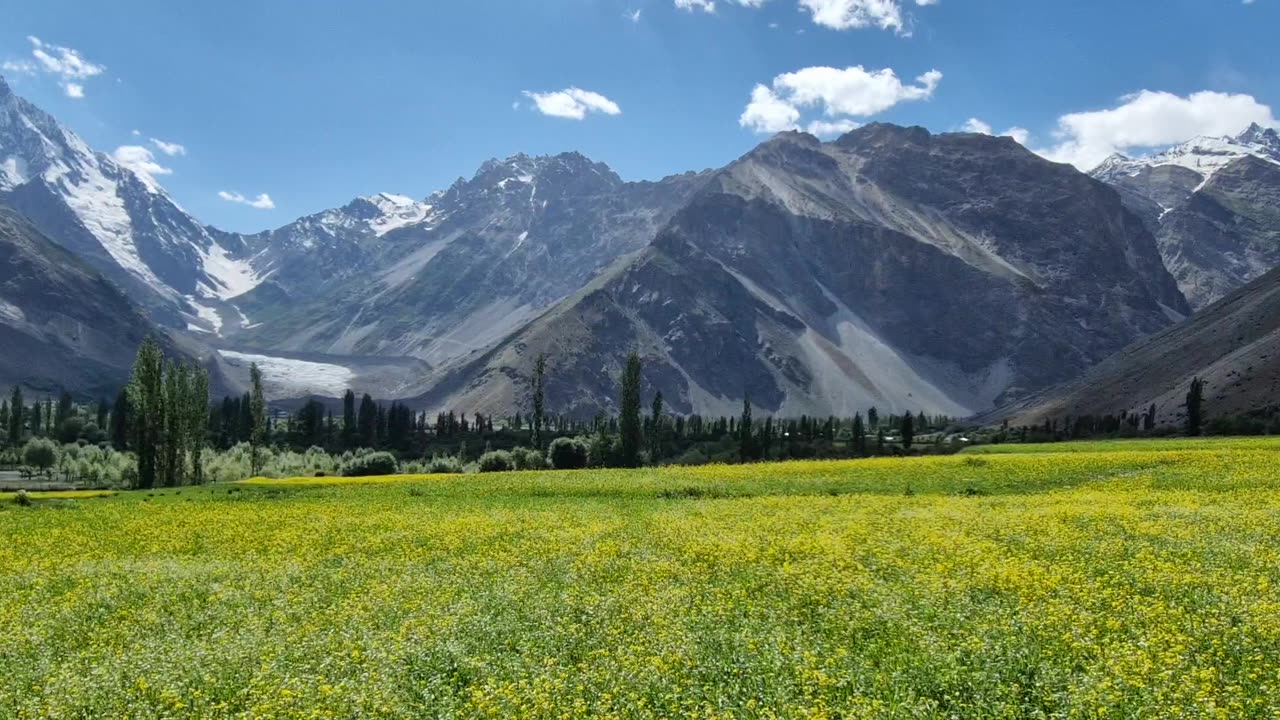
[1091, 123, 1280, 309]
[3, 72, 1279, 423]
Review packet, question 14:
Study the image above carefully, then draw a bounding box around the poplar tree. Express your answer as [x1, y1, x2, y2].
[110, 388, 130, 450]
[851, 413, 866, 456]
[342, 390, 356, 448]
[532, 353, 546, 451]
[249, 363, 267, 476]
[618, 352, 643, 468]
[901, 412, 915, 450]
[187, 367, 210, 484]
[129, 337, 165, 489]
[739, 394, 755, 461]
[1186, 376, 1204, 437]
[7, 386, 22, 446]
[649, 390, 664, 464]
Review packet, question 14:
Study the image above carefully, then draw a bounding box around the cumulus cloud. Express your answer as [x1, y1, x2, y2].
[961, 117, 1030, 145]
[1037, 90, 1278, 169]
[674, 0, 716, 11]
[218, 191, 276, 210]
[11, 36, 106, 98]
[740, 65, 941, 134]
[627, 9, 643, 21]
[522, 87, 622, 120]
[112, 145, 172, 182]
[150, 138, 187, 156]
[798, 0, 935, 32]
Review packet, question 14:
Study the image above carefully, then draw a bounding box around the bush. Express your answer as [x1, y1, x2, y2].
[341, 452, 399, 477]
[426, 455, 464, 474]
[587, 433, 616, 468]
[22, 438, 58, 476]
[13, 489, 32, 507]
[548, 437, 589, 470]
[511, 447, 547, 471]
[476, 450, 514, 473]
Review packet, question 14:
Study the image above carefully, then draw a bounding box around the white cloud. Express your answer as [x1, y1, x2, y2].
[627, 9, 643, 21]
[741, 65, 941, 134]
[150, 138, 187, 156]
[740, 85, 802, 133]
[218, 191, 276, 210]
[112, 145, 172, 181]
[130, 129, 141, 137]
[797, 0, 933, 32]
[1037, 90, 1278, 169]
[961, 117, 1030, 145]
[18, 36, 105, 98]
[522, 87, 622, 120]
[675, 0, 933, 31]
[806, 118, 860, 137]
[1, 59, 36, 75]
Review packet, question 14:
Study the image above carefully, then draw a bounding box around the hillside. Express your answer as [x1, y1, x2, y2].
[986, 263, 1280, 429]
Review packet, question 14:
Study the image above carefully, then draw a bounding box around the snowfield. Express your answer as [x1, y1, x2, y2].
[218, 350, 355, 398]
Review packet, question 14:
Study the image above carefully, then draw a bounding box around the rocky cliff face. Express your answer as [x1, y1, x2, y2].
[1091, 124, 1280, 309]
[413, 125, 1189, 419]
[0, 206, 179, 397]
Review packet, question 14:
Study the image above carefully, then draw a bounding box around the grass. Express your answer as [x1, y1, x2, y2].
[3, 438, 1280, 717]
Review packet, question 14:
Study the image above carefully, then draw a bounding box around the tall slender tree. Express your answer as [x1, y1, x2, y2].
[187, 367, 210, 485]
[110, 388, 130, 450]
[1186, 376, 1204, 437]
[532, 353, 546, 451]
[851, 413, 866, 456]
[649, 390, 665, 464]
[618, 352, 643, 468]
[129, 337, 165, 489]
[901, 412, 915, 450]
[7, 386, 22, 446]
[342, 390, 356, 448]
[249, 363, 267, 476]
[739, 394, 756, 461]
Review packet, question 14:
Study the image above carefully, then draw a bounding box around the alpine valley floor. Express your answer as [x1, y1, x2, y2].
[4, 438, 1280, 718]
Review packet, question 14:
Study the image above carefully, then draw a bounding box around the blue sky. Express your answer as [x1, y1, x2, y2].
[1, 0, 1277, 232]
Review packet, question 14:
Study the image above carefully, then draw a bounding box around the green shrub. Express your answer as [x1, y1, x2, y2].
[426, 455, 464, 474]
[342, 452, 399, 477]
[511, 447, 547, 471]
[587, 433, 616, 468]
[477, 450, 514, 473]
[13, 489, 32, 507]
[548, 437, 589, 470]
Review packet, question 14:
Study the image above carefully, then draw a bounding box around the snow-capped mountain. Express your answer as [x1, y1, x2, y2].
[1090, 124, 1280, 308]
[0, 74, 264, 331]
[1093, 123, 1280, 185]
[225, 151, 710, 366]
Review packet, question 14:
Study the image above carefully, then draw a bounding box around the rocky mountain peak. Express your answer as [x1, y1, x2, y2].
[1236, 122, 1280, 153]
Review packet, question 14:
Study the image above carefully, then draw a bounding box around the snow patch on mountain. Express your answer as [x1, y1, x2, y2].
[1092, 123, 1280, 182]
[199, 242, 266, 300]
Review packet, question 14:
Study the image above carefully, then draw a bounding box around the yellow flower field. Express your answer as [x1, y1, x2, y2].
[3, 438, 1280, 718]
